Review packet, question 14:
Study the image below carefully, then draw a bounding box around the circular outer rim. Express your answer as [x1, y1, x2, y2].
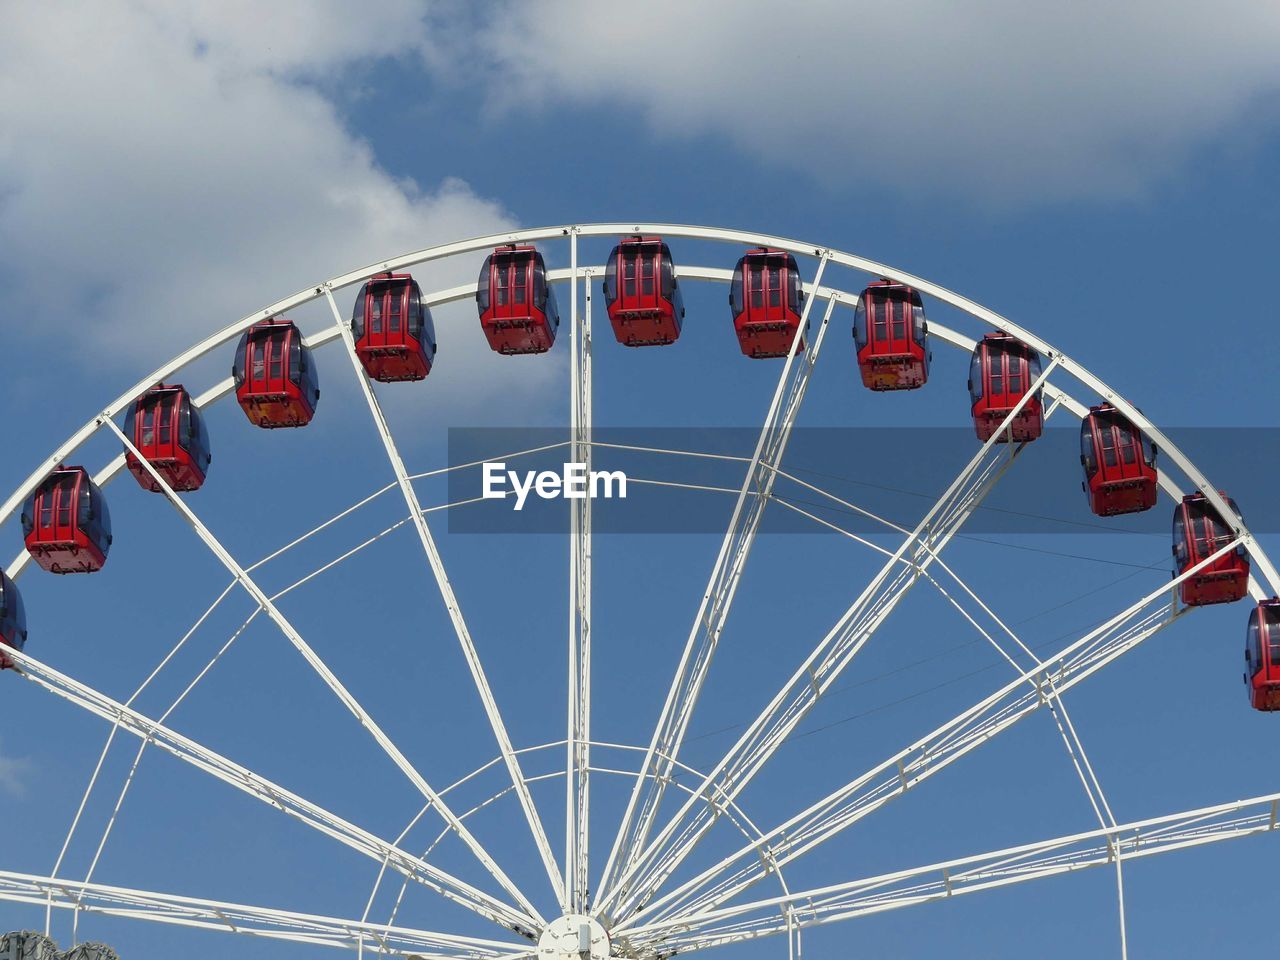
[2, 222, 1273, 598]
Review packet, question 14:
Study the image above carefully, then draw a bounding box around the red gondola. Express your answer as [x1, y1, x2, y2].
[233, 318, 320, 428]
[21, 467, 112, 574]
[967, 333, 1044, 442]
[123, 384, 211, 492]
[353, 273, 436, 382]
[853, 280, 930, 390]
[476, 245, 559, 355]
[0, 568, 26, 670]
[729, 248, 805, 358]
[603, 236, 685, 346]
[1245, 600, 1280, 711]
[1079, 404, 1157, 516]
[1172, 492, 1249, 606]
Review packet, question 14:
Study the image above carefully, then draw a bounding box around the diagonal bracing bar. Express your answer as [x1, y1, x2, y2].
[103, 413, 546, 928]
[597, 267, 835, 916]
[623, 787, 1280, 955]
[1, 870, 526, 959]
[604, 359, 1062, 921]
[620, 539, 1242, 933]
[325, 288, 562, 916]
[4, 643, 537, 934]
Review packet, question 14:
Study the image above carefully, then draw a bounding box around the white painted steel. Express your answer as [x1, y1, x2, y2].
[605, 360, 1063, 920]
[564, 240, 595, 913]
[622, 787, 1280, 953]
[6, 224, 1276, 958]
[598, 264, 834, 918]
[2, 870, 524, 959]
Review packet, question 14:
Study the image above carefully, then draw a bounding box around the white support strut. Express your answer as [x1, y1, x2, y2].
[605, 359, 1062, 921]
[323, 288, 561, 917]
[3, 642, 537, 934]
[101, 415, 543, 932]
[598, 262, 834, 917]
[564, 237, 594, 913]
[1, 870, 526, 960]
[621, 787, 1280, 954]
[619, 539, 1240, 931]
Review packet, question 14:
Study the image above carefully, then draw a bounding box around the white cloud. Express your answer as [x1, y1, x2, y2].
[449, 0, 1280, 204]
[0, 740, 30, 797]
[0, 0, 559, 407]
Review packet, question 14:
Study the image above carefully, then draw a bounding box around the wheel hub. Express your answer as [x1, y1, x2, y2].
[537, 915, 611, 960]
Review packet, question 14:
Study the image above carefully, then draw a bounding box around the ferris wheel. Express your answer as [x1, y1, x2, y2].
[2, 223, 1279, 960]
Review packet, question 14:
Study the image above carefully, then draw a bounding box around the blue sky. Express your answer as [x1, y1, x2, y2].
[2, 2, 1280, 958]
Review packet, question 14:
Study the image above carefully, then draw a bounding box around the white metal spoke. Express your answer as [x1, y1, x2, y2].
[5, 644, 537, 933]
[3, 870, 526, 959]
[598, 271, 834, 916]
[621, 789, 1280, 955]
[604, 359, 1060, 921]
[103, 415, 545, 928]
[323, 289, 560, 917]
[620, 539, 1241, 930]
[564, 239, 594, 912]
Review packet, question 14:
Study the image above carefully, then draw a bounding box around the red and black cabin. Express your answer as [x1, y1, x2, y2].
[233, 318, 320, 428]
[1172, 492, 1249, 606]
[1079, 404, 1157, 516]
[603, 236, 685, 346]
[123, 384, 211, 493]
[853, 280, 930, 390]
[729, 248, 805, 358]
[21, 466, 112, 574]
[967, 333, 1044, 442]
[1245, 600, 1280, 711]
[0, 568, 26, 670]
[477, 245, 559, 355]
[353, 273, 436, 382]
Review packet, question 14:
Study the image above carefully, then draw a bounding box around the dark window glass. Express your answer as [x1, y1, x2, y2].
[853, 300, 868, 349]
[476, 260, 491, 313]
[159, 396, 173, 445]
[623, 254, 636, 297]
[660, 246, 675, 298]
[408, 286, 422, 339]
[514, 261, 526, 305]
[142, 403, 156, 448]
[768, 266, 781, 308]
[533, 259, 547, 309]
[388, 285, 402, 334]
[252, 338, 266, 381]
[269, 331, 284, 381]
[57, 478, 73, 528]
[641, 254, 655, 296]
[604, 256, 617, 302]
[1080, 420, 1098, 474]
[496, 260, 509, 306]
[750, 265, 763, 309]
[891, 299, 906, 340]
[352, 286, 366, 340]
[370, 286, 383, 334]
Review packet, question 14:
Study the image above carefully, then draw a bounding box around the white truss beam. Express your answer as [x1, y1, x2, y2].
[623, 788, 1280, 955]
[597, 270, 835, 917]
[619, 539, 1241, 930]
[604, 361, 1059, 921]
[5, 643, 537, 935]
[0, 870, 525, 959]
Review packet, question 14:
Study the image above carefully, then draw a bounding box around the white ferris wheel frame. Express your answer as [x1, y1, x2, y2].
[1, 223, 1276, 960]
